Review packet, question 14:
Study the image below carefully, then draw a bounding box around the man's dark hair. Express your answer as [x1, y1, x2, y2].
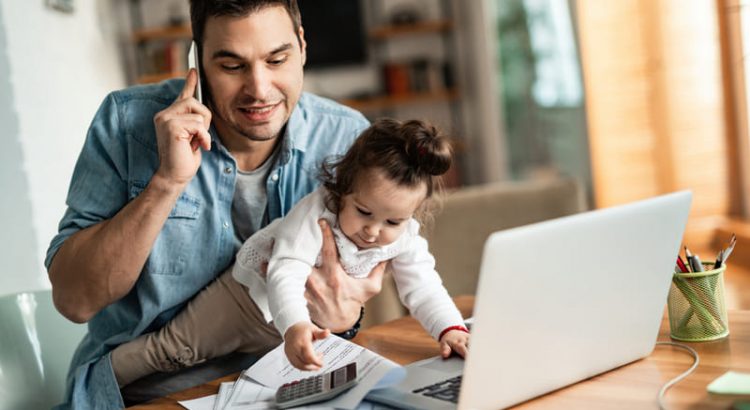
[189, 0, 302, 48]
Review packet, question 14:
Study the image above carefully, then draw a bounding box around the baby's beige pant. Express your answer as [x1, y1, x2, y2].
[111, 266, 281, 387]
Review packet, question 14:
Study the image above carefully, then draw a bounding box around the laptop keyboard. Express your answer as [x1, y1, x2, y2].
[412, 375, 462, 403]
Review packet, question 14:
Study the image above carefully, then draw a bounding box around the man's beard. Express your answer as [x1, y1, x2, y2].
[207, 91, 283, 142]
[235, 125, 280, 142]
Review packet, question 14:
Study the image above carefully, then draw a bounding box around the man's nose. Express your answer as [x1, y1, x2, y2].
[243, 66, 271, 101]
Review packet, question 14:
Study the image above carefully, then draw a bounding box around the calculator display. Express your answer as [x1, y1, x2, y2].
[331, 362, 357, 388]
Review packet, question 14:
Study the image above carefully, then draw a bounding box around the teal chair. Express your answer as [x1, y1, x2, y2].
[0, 290, 86, 410]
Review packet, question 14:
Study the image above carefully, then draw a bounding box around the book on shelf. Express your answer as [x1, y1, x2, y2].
[142, 39, 189, 77]
[382, 59, 448, 96]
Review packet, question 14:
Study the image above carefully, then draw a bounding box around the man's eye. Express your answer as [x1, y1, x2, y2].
[269, 57, 287, 66]
[222, 64, 242, 71]
[356, 207, 371, 216]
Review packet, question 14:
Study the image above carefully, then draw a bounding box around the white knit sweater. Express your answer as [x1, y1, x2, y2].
[232, 187, 464, 340]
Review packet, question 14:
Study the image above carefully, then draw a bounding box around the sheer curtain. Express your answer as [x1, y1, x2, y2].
[492, 0, 592, 201]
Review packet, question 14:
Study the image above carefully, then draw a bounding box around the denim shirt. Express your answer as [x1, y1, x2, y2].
[45, 79, 368, 409]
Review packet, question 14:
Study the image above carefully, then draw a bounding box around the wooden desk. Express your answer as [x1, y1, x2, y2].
[133, 296, 750, 409]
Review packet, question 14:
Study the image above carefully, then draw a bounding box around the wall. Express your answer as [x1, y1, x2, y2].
[0, 0, 126, 296]
[0, 4, 38, 296]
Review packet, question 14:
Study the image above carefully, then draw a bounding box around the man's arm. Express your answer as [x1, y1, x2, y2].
[48, 71, 212, 323]
[305, 220, 386, 332]
[49, 177, 184, 323]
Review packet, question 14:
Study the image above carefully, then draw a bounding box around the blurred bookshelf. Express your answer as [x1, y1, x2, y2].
[340, 88, 459, 112]
[131, 23, 191, 84]
[340, 17, 461, 117]
[132, 24, 191, 43]
[128, 0, 192, 85]
[136, 71, 186, 85]
[369, 19, 453, 39]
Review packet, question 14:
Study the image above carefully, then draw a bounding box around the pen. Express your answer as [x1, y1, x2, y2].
[676, 256, 689, 273]
[684, 246, 694, 272]
[714, 249, 724, 269]
[690, 253, 705, 272]
[723, 234, 737, 265]
[714, 233, 737, 269]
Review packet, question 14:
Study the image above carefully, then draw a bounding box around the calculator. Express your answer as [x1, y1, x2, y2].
[275, 362, 358, 409]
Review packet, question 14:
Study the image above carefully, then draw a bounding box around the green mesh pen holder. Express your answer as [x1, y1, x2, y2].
[668, 262, 729, 342]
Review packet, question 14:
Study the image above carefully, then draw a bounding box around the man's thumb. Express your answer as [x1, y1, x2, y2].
[313, 327, 330, 340]
[369, 261, 387, 279]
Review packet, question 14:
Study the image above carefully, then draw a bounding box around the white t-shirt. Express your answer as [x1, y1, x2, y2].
[232, 187, 464, 339]
[231, 147, 277, 242]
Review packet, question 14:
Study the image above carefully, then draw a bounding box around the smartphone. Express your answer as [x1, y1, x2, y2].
[275, 362, 358, 409]
[187, 41, 203, 104]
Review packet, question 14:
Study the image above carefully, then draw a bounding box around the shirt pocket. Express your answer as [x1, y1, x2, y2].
[129, 181, 202, 276]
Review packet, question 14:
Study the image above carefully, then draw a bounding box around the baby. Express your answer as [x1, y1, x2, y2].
[112, 118, 469, 383]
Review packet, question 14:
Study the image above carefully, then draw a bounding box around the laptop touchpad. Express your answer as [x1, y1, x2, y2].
[416, 356, 465, 373]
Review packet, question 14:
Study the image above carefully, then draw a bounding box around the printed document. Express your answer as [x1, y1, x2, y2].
[180, 336, 404, 410]
[243, 335, 405, 409]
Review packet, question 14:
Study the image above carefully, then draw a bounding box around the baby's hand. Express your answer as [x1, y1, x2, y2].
[439, 329, 470, 359]
[284, 322, 331, 370]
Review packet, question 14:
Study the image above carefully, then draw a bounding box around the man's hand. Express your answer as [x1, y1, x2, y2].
[48, 71, 214, 323]
[284, 322, 330, 371]
[153, 69, 212, 188]
[305, 219, 386, 332]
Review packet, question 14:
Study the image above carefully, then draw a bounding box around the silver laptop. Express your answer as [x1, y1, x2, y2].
[366, 191, 691, 409]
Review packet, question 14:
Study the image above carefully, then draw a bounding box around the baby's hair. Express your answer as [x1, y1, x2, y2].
[320, 118, 452, 220]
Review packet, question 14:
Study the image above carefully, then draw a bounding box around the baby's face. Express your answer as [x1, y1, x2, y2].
[338, 170, 426, 250]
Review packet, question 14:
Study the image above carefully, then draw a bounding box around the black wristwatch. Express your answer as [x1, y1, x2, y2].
[333, 306, 365, 340]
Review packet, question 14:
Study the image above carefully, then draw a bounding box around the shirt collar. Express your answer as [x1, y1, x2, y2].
[273, 93, 314, 166]
[285, 93, 309, 152]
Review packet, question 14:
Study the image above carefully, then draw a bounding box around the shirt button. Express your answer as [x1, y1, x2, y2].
[271, 173, 279, 181]
[223, 221, 229, 229]
[224, 167, 233, 174]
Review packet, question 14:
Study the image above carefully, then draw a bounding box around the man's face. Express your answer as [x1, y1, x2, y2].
[201, 6, 306, 143]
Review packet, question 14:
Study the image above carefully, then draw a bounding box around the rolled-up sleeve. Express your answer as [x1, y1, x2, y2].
[45, 93, 129, 269]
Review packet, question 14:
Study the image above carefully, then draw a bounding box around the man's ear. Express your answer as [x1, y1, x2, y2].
[298, 26, 307, 66]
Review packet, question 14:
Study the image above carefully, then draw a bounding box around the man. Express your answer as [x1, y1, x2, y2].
[46, 1, 384, 408]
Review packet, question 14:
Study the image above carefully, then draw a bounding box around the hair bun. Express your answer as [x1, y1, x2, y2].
[403, 120, 452, 176]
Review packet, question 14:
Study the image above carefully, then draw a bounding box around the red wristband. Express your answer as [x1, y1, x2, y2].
[439, 325, 469, 341]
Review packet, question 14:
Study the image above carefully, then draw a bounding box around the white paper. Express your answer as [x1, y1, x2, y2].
[178, 393, 218, 410]
[244, 335, 405, 409]
[214, 382, 235, 410]
[222, 373, 276, 410]
[355, 401, 400, 410]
